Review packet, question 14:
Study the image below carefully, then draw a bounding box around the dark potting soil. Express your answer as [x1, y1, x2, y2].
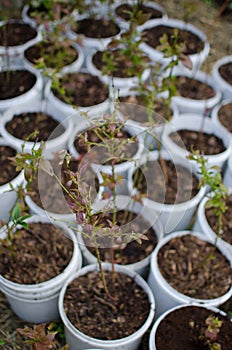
[74, 124, 138, 165]
[219, 62, 232, 86]
[0, 222, 73, 284]
[92, 49, 148, 79]
[72, 17, 120, 38]
[155, 305, 232, 350]
[218, 102, 232, 132]
[84, 210, 158, 265]
[0, 70, 36, 100]
[174, 76, 216, 100]
[29, 158, 100, 214]
[142, 25, 204, 55]
[0, 22, 37, 47]
[116, 3, 163, 21]
[52, 72, 109, 107]
[5, 112, 65, 141]
[205, 194, 232, 245]
[24, 41, 78, 69]
[133, 159, 199, 204]
[63, 270, 150, 340]
[170, 129, 226, 155]
[0, 145, 19, 186]
[158, 234, 232, 299]
[118, 95, 173, 124]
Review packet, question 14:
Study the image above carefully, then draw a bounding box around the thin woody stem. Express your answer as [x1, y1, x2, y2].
[52, 172, 79, 207]
[94, 241, 116, 301]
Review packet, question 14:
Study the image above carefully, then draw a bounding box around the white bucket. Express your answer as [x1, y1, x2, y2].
[58, 262, 155, 350]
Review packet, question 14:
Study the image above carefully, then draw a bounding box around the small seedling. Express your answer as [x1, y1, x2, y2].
[189, 314, 223, 350]
[17, 323, 69, 350]
[40, 117, 147, 299]
[102, 9, 151, 81]
[0, 134, 44, 253]
[188, 149, 228, 239]
[204, 315, 223, 350]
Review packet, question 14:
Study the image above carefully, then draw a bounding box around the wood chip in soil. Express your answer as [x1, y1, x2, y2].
[64, 270, 150, 340]
[158, 234, 232, 299]
[1, 222, 73, 284]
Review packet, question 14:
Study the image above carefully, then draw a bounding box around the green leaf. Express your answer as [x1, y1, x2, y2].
[17, 221, 29, 229]
[12, 203, 20, 220]
[19, 215, 31, 221]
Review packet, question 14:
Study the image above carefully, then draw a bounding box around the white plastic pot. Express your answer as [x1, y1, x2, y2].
[0, 65, 43, 114]
[2, 288, 60, 324]
[24, 162, 104, 224]
[0, 138, 24, 222]
[168, 68, 222, 115]
[58, 262, 155, 350]
[111, 0, 167, 30]
[127, 149, 206, 235]
[86, 48, 151, 90]
[138, 18, 210, 72]
[66, 13, 122, 65]
[162, 114, 232, 170]
[21, 4, 78, 29]
[0, 215, 82, 323]
[212, 55, 232, 99]
[115, 87, 179, 151]
[23, 40, 84, 77]
[0, 100, 74, 159]
[193, 190, 232, 264]
[149, 303, 228, 350]
[77, 195, 164, 277]
[44, 68, 110, 125]
[0, 19, 42, 66]
[148, 230, 232, 318]
[211, 98, 232, 139]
